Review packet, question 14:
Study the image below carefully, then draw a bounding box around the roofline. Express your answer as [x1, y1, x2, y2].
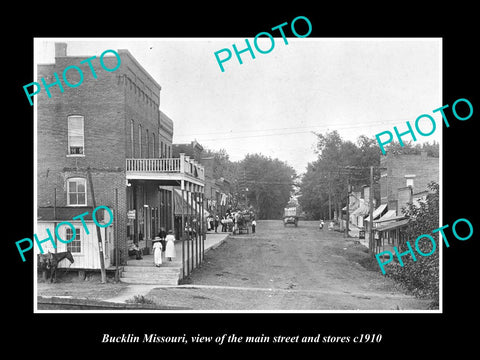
[117, 49, 162, 92]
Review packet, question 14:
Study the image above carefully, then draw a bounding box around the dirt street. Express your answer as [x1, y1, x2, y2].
[147, 220, 433, 310]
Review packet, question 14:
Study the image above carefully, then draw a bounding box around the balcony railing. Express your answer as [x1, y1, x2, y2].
[126, 158, 181, 172]
[126, 153, 205, 181]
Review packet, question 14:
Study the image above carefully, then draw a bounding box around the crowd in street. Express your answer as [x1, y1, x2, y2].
[206, 209, 256, 234]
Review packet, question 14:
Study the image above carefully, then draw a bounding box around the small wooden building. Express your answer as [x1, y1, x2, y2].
[36, 207, 114, 270]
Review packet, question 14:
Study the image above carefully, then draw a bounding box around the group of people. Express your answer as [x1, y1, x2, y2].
[207, 210, 257, 234]
[147, 210, 258, 267]
[152, 227, 176, 267]
[206, 215, 220, 232]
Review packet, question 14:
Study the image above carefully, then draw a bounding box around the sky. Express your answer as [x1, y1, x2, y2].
[34, 38, 442, 175]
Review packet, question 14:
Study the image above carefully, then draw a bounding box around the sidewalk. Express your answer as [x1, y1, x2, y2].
[204, 231, 230, 252]
[128, 231, 229, 267]
[105, 232, 230, 303]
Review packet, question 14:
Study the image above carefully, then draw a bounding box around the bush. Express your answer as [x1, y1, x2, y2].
[386, 182, 439, 301]
[125, 295, 156, 304]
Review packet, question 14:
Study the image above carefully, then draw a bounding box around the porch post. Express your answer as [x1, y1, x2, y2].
[187, 183, 195, 272]
[200, 188, 204, 264]
[186, 181, 190, 276]
[181, 181, 185, 279]
[195, 186, 199, 268]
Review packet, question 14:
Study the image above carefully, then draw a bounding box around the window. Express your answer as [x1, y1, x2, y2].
[66, 227, 82, 253]
[138, 125, 142, 157]
[152, 133, 156, 158]
[405, 174, 416, 188]
[67, 178, 87, 206]
[130, 120, 135, 157]
[67, 115, 84, 155]
[146, 129, 150, 158]
[160, 141, 164, 157]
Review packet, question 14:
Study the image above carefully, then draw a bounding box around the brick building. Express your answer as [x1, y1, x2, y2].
[172, 140, 204, 162]
[379, 151, 439, 214]
[201, 157, 233, 217]
[373, 151, 439, 254]
[36, 43, 205, 269]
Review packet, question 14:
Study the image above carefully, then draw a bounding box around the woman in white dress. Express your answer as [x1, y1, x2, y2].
[165, 230, 176, 261]
[152, 237, 163, 266]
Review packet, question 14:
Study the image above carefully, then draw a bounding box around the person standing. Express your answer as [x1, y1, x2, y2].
[221, 216, 227, 232]
[152, 237, 163, 267]
[214, 215, 219, 233]
[252, 219, 256, 234]
[158, 227, 167, 252]
[165, 230, 176, 261]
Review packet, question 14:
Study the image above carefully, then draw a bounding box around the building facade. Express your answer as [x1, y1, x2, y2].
[37, 43, 204, 269]
[374, 151, 439, 254]
[379, 151, 439, 214]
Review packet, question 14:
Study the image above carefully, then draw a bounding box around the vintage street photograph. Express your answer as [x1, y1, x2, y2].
[33, 37, 442, 312]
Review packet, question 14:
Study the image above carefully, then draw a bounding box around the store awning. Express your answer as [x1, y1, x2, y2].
[365, 203, 387, 222]
[377, 218, 410, 232]
[173, 189, 201, 216]
[351, 201, 369, 217]
[376, 210, 397, 222]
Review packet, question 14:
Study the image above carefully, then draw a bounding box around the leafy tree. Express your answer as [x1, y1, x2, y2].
[241, 154, 296, 219]
[388, 181, 439, 304]
[298, 131, 381, 219]
[202, 148, 296, 219]
[202, 147, 239, 181]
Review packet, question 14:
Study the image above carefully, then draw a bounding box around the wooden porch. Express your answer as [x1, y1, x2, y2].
[126, 153, 205, 186]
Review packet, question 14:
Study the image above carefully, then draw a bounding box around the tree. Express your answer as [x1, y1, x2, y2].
[202, 147, 239, 181]
[240, 154, 296, 219]
[298, 131, 381, 220]
[388, 181, 439, 304]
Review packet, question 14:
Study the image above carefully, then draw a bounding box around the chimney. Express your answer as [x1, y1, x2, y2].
[55, 42, 67, 57]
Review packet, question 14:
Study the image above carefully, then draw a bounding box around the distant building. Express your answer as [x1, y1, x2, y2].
[379, 151, 439, 214]
[374, 151, 439, 254]
[172, 140, 204, 163]
[201, 157, 233, 217]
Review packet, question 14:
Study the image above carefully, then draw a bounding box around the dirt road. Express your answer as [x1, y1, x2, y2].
[147, 220, 433, 310]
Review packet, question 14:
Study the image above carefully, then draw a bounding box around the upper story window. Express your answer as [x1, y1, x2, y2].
[67, 115, 84, 156]
[405, 174, 416, 188]
[138, 124, 143, 158]
[146, 129, 150, 158]
[152, 133, 156, 158]
[130, 120, 135, 158]
[67, 177, 87, 206]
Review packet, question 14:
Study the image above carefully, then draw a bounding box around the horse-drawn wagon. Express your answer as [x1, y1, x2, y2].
[232, 210, 254, 235]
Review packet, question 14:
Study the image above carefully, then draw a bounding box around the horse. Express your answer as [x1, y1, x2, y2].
[48, 250, 75, 283]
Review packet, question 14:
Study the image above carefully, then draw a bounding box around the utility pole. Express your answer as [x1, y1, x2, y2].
[368, 166, 374, 255]
[328, 172, 332, 220]
[114, 188, 119, 282]
[345, 176, 350, 238]
[87, 168, 107, 284]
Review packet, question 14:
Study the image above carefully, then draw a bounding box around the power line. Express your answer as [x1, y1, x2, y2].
[174, 119, 406, 142]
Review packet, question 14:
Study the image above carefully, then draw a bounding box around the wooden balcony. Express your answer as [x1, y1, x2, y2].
[126, 153, 205, 186]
